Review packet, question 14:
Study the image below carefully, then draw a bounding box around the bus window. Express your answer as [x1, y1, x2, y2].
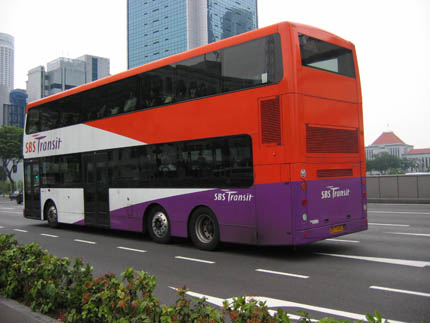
[59, 95, 81, 127]
[222, 34, 282, 92]
[82, 87, 107, 121]
[26, 108, 40, 134]
[299, 34, 356, 78]
[40, 102, 60, 131]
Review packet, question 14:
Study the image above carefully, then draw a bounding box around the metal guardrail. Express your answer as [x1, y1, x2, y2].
[366, 174, 430, 204]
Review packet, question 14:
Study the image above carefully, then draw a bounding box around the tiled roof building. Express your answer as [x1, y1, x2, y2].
[366, 131, 430, 172]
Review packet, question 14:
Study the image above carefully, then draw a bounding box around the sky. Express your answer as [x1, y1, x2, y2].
[1, 0, 429, 148]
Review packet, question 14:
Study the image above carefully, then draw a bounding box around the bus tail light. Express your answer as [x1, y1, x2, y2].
[301, 182, 307, 190]
[302, 199, 307, 206]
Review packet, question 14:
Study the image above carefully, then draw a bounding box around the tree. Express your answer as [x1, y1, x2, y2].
[366, 152, 402, 174]
[0, 126, 23, 192]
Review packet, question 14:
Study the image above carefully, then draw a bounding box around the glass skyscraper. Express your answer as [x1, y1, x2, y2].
[127, 0, 258, 68]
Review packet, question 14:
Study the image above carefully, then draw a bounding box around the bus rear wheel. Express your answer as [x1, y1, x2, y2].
[189, 207, 219, 251]
[45, 202, 59, 228]
[147, 206, 171, 244]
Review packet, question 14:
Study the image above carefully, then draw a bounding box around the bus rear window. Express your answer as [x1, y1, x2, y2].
[299, 34, 355, 78]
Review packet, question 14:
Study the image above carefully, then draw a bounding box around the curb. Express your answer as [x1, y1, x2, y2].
[0, 297, 59, 323]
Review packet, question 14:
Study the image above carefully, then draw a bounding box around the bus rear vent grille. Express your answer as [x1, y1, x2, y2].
[306, 126, 358, 153]
[317, 169, 353, 178]
[261, 97, 281, 145]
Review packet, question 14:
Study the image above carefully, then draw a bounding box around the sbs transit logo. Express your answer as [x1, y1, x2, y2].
[25, 134, 62, 154]
[321, 186, 351, 200]
[214, 189, 254, 202]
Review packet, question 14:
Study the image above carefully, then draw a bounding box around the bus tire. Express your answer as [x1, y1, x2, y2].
[45, 202, 59, 228]
[189, 207, 219, 251]
[147, 206, 171, 244]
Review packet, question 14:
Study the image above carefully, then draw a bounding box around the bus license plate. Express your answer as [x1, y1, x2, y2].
[330, 225, 345, 234]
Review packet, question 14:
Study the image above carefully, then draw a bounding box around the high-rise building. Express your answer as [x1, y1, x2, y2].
[3, 89, 27, 128]
[0, 32, 14, 90]
[0, 32, 14, 125]
[26, 55, 110, 103]
[127, 0, 258, 68]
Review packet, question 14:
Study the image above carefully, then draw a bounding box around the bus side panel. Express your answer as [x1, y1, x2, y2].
[109, 188, 258, 244]
[255, 183, 293, 245]
[40, 188, 85, 224]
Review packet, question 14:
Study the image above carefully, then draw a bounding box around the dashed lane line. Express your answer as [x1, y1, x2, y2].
[175, 256, 215, 264]
[117, 246, 147, 253]
[40, 233, 59, 238]
[73, 239, 96, 245]
[326, 238, 360, 243]
[256, 269, 309, 279]
[370, 211, 430, 215]
[386, 232, 430, 237]
[368, 223, 410, 227]
[370, 286, 430, 297]
[317, 253, 430, 268]
[13, 229, 28, 233]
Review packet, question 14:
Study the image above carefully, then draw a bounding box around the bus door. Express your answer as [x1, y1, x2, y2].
[24, 160, 41, 219]
[83, 152, 110, 227]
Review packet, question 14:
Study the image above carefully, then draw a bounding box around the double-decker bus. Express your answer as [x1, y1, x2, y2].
[23, 21, 367, 250]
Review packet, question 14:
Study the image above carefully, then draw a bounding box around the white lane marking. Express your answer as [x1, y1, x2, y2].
[174, 256, 215, 264]
[117, 246, 147, 253]
[256, 269, 309, 279]
[41, 233, 59, 238]
[386, 232, 430, 237]
[169, 286, 225, 306]
[370, 286, 430, 297]
[74, 239, 96, 245]
[169, 288, 404, 323]
[370, 211, 430, 215]
[369, 222, 410, 227]
[13, 229, 28, 232]
[317, 253, 430, 268]
[0, 226, 4, 229]
[1, 208, 15, 210]
[326, 238, 360, 243]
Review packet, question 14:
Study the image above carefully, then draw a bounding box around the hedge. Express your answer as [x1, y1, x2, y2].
[0, 234, 387, 322]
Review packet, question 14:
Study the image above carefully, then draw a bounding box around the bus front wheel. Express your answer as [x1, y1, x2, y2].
[189, 207, 219, 251]
[147, 206, 171, 244]
[45, 202, 59, 228]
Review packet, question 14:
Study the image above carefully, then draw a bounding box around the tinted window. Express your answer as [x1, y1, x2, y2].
[59, 95, 81, 127]
[26, 33, 283, 134]
[40, 154, 81, 186]
[109, 135, 253, 188]
[299, 34, 355, 78]
[40, 102, 60, 132]
[222, 34, 282, 91]
[26, 108, 40, 134]
[81, 87, 108, 122]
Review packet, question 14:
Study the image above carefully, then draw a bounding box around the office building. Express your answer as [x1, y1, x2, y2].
[27, 55, 110, 103]
[0, 32, 14, 90]
[127, 0, 258, 68]
[2, 89, 27, 128]
[0, 32, 14, 124]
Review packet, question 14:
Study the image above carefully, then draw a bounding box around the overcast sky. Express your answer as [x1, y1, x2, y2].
[1, 0, 429, 148]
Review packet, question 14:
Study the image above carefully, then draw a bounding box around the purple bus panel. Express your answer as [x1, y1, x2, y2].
[107, 176, 367, 246]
